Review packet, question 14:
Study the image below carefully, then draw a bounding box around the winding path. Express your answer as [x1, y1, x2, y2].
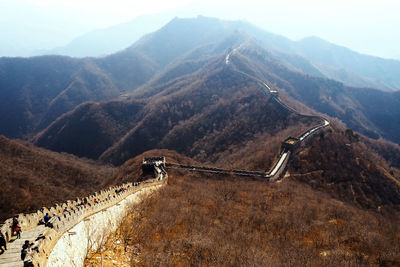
[0, 46, 330, 266]
[166, 47, 330, 180]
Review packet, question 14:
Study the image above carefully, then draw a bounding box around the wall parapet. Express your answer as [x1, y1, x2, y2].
[0, 164, 167, 267]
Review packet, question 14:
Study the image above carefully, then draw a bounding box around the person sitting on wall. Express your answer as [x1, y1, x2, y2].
[0, 232, 7, 254]
[43, 213, 53, 228]
[83, 199, 91, 206]
[44, 213, 51, 223]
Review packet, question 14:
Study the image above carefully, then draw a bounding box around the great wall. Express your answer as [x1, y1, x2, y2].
[0, 46, 331, 266]
[0, 162, 167, 267]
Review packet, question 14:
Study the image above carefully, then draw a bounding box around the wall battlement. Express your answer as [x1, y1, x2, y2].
[0, 162, 167, 267]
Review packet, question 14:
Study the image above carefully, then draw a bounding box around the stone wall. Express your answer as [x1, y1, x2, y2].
[30, 177, 167, 266]
[0, 166, 167, 267]
[46, 184, 162, 266]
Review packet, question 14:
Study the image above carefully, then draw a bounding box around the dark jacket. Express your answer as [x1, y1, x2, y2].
[0, 234, 6, 245]
[44, 215, 51, 223]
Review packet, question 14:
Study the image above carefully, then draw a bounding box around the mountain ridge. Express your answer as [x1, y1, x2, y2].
[1, 16, 400, 160]
[32, 16, 400, 91]
[31, 28, 400, 165]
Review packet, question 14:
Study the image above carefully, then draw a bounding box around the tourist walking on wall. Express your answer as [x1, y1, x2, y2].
[14, 224, 21, 239]
[11, 217, 21, 238]
[12, 217, 18, 228]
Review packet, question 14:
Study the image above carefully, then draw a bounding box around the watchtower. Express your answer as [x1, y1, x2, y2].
[270, 89, 278, 96]
[281, 136, 299, 150]
[142, 157, 166, 177]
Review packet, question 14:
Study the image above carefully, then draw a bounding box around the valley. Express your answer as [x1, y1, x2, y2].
[0, 15, 400, 267]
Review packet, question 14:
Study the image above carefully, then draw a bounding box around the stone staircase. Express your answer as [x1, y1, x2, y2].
[0, 225, 46, 266]
[0, 162, 168, 267]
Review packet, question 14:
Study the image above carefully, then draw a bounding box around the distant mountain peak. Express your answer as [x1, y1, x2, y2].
[299, 35, 326, 43]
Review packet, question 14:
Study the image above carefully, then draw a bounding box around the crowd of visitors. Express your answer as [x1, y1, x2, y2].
[0, 180, 145, 264]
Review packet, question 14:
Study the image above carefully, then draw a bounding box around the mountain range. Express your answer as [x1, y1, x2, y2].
[0, 16, 400, 166]
[34, 16, 400, 91]
[1, 15, 400, 266]
[1, 15, 400, 264]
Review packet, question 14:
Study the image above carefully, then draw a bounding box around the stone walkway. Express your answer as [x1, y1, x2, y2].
[0, 225, 46, 267]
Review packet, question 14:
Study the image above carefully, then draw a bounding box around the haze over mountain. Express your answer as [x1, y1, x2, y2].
[33, 13, 174, 58]
[30, 14, 400, 92]
[0, 16, 399, 160]
[3, 0, 399, 60]
[1, 11, 400, 266]
[27, 17, 400, 167]
[294, 36, 400, 91]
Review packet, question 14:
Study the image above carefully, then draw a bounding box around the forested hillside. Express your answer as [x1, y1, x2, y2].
[0, 135, 116, 220]
[36, 57, 314, 166]
[2, 16, 400, 143]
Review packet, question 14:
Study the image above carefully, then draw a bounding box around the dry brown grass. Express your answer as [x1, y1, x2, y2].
[291, 131, 400, 211]
[214, 123, 312, 171]
[96, 169, 400, 266]
[0, 135, 117, 220]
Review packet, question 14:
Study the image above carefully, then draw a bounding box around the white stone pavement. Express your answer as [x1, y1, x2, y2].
[0, 225, 46, 267]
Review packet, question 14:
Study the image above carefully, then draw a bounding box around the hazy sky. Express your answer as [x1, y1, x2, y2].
[1, 0, 399, 58]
